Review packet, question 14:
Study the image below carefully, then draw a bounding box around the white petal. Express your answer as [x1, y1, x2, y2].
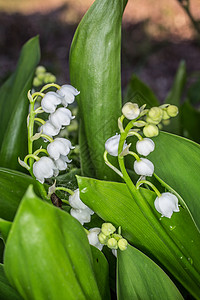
[49, 107, 73, 128]
[33, 157, 57, 183]
[154, 192, 179, 218]
[136, 138, 155, 156]
[105, 134, 127, 157]
[54, 157, 68, 171]
[41, 92, 62, 113]
[70, 208, 91, 225]
[41, 121, 60, 138]
[134, 158, 154, 176]
[69, 189, 88, 210]
[87, 228, 103, 251]
[57, 84, 80, 106]
[47, 138, 72, 160]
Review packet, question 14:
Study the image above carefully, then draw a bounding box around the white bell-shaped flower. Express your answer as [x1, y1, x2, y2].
[105, 134, 127, 156]
[49, 107, 74, 129]
[122, 102, 140, 120]
[33, 156, 58, 184]
[40, 121, 60, 138]
[154, 192, 179, 218]
[70, 208, 91, 225]
[54, 155, 71, 171]
[69, 188, 94, 214]
[47, 138, 73, 160]
[87, 228, 103, 251]
[41, 91, 62, 113]
[134, 158, 154, 176]
[136, 138, 155, 156]
[57, 84, 80, 106]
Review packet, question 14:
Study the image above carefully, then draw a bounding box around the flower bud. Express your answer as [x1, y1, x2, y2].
[87, 228, 103, 251]
[98, 232, 108, 244]
[49, 107, 74, 129]
[105, 134, 127, 156]
[136, 138, 155, 156]
[148, 107, 163, 123]
[41, 92, 62, 113]
[143, 124, 159, 137]
[33, 157, 58, 184]
[154, 192, 179, 218]
[57, 84, 80, 106]
[33, 77, 42, 87]
[134, 158, 154, 176]
[35, 65, 46, 75]
[101, 223, 116, 236]
[122, 102, 140, 120]
[166, 105, 178, 117]
[118, 238, 128, 251]
[162, 109, 170, 120]
[107, 238, 118, 250]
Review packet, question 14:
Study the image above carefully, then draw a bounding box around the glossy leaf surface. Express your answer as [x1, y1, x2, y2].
[78, 176, 200, 298]
[150, 131, 200, 231]
[4, 186, 101, 300]
[0, 36, 40, 171]
[0, 264, 22, 300]
[0, 168, 36, 221]
[70, 0, 127, 180]
[124, 74, 159, 107]
[117, 245, 183, 299]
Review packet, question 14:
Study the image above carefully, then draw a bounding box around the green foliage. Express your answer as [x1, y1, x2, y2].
[70, 0, 127, 180]
[0, 264, 22, 300]
[77, 176, 200, 298]
[0, 36, 40, 171]
[4, 186, 102, 300]
[117, 245, 183, 299]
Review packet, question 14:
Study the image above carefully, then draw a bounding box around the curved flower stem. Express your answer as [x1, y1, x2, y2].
[136, 180, 161, 197]
[32, 92, 45, 102]
[34, 117, 46, 125]
[127, 130, 143, 140]
[117, 121, 200, 282]
[118, 115, 125, 133]
[24, 154, 39, 165]
[104, 151, 123, 178]
[40, 83, 61, 93]
[34, 106, 44, 114]
[40, 134, 54, 143]
[128, 151, 140, 162]
[33, 148, 49, 156]
[55, 187, 74, 195]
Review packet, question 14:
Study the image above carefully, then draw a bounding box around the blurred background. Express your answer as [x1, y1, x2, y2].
[0, 0, 200, 101]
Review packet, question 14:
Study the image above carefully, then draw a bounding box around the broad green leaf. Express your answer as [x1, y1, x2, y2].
[0, 168, 36, 221]
[164, 61, 186, 134]
[0, 36, 40, 171]
[0, 219, 12, 243]
[180, 100, 200, 143]
[0, 264, 22, 300]
[0, 239, 4, 264]
[4, 186, 101, 300]
[124, 74, 159, 107]
[91, 246, 110, 300]
[78, 176, 200, 298]
[149, 131, 200, 231]
[117, 245, 183, 299]
[70, 0, 127, 180]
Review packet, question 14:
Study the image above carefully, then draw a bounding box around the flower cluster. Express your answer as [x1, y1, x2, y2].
[33, 66, 56, 87]
[104, 102, 180, 219]
[69, 189, 94, 225]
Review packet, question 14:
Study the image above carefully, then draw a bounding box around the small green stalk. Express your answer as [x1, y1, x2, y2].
[117, 119, 200, 283]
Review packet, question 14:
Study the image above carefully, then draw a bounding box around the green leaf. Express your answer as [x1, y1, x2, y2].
[0, 168, 36, 221]
[124, 74, 159, 107]
[70, 0, 127, 180]
[0, 239, 4, 264]
[4, 185, 101, 300]
[117, 245, 183, 299]
[91, 246, 110, 300]
[163, 61, 186, 134]
[77, 176, 200, 298]
[187, 78, 200, 105]
[0, 264, 22, 300]
[0, 219, 12, 243]
[180, 100, 200, 143]
[149, 131, 200, 231]
[0, 36, 40, 171]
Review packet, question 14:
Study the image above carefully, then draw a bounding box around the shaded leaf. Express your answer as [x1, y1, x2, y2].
[78, 176, 200, 298]
[0, 264, 22, 300]
[70, 0, 127, 180]
[0, 36, 40, 171]
[4, 186, 101, 300]
[117, 245, 183, 300]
